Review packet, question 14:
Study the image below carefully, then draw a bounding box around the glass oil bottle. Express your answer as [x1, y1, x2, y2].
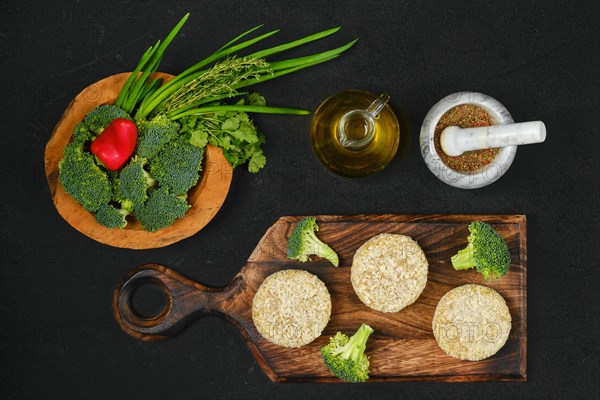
[310, 90, 400, 177]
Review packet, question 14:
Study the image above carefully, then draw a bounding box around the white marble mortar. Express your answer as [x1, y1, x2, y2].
[420, 92, 516, 189]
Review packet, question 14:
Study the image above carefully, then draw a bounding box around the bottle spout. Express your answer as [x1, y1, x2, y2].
[440, 120, 546, 156]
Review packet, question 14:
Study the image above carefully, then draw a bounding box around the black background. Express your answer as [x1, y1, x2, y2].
[1, 1, 599, 399]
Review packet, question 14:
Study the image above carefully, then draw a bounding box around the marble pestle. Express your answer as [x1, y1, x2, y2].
[440, 121, 546, 157]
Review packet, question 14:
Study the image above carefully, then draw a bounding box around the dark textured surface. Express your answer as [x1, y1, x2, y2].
[0, 0, 598, 399]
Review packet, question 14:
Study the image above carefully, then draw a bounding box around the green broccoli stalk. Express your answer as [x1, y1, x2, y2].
[95, 203, 131, 229]
[451, 221, 511, 281]
[287, 217, 339, 267]
[321, 324, 374, 383]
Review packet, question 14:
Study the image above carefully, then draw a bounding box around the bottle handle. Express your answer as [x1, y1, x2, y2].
[337, 93, 390, 150]
[366, 93, 390, 118]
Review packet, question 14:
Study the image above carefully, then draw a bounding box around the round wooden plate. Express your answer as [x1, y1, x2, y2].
[44, 72, 233, 249]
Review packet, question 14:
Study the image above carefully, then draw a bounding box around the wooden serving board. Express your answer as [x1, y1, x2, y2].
[114, 214, 526, 382]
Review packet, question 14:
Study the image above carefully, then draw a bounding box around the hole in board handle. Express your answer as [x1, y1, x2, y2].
[127, 278, 172, 321]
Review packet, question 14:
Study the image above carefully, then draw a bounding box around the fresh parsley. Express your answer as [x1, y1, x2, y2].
[180, 95, 267, 172]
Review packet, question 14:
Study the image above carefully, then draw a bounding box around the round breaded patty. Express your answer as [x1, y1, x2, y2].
[252, 269, 331, 348]
[432, 284, 511, 361]
[351, 234, 429, 312]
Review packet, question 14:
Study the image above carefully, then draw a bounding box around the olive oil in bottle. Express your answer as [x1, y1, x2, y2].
[310, 90, 400, 177]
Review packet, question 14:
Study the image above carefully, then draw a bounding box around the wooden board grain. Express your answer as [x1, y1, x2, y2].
[114, 214, 526, 382]
[44, 72, 233, 249]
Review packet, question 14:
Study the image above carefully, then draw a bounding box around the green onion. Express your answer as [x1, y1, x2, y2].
[170, 105, 310, 121]
[116, 13, 189, 115]
[133, 24, 356, 119]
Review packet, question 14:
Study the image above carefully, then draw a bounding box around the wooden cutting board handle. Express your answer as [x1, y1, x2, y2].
[113, 264, 243, 341]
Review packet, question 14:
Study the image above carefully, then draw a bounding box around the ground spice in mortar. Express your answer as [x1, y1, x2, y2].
[434, 104, 499, 172]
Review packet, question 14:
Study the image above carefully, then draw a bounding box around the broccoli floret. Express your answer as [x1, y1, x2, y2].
[287, 217, 339, 266]
[58, 143, 112, 212]
[106, 169, 119, 189]
[321, 324, 374, 383]
[134, 187, 190, 232]
[451, 221, 511, 281]
[83, 105, 132, 135]
[116, 156, 156, 210]
[149, 135, 205, 195]
[72, 122, 92, 147]
[136, 114, 181, 159]
[70, 105, 132, 147]
[95, 203, 131, 229]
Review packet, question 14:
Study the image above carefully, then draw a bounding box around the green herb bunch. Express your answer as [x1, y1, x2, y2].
[58, 13, 357, 232]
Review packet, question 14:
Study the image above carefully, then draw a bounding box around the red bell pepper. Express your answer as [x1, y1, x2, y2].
[91, 118, 137, 171]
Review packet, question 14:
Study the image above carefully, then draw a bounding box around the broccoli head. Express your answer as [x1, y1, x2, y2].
[134, 187, 190, 232]
[321, 324, 374, 383]
[451, 221, 511, 281]
[287, 217, 339, 266]
[95, 203, 131, 229]
[83, 105, 132, 135]
[149, 135, 205, 195]
[58, 143, 112, 212]
[70, 105, 132, 147]
[116, 156, 156, 210]
[71, 122, 92, 147]
[136, 114, 181, 159]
